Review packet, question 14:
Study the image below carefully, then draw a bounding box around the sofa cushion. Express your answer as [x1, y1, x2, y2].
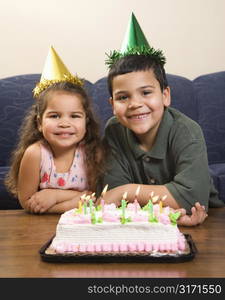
[0, 167, 21, 209]
[0, 74, 40, 166]
[209, 163, 225, 204]
[193, 71, 225, 164]
[167, 74, 198, 122]
[91, 77, 112, 134]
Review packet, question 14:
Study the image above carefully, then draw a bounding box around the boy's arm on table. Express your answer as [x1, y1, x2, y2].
[98, 183, 207, 226]
[99, 129, 210, 225]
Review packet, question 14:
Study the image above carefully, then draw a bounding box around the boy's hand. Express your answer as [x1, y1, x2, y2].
[176, 202, 208, 226]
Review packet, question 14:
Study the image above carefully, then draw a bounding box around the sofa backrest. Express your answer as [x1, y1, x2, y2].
[0, 74, 39, 166]
[193, 71, 225, 164]
[0, 71, 224, 167]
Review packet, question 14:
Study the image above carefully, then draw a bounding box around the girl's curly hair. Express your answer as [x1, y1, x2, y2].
[5, 81, 107, 196]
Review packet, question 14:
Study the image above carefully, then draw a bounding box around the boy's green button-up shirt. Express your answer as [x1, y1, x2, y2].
[102, 107, 223, 213]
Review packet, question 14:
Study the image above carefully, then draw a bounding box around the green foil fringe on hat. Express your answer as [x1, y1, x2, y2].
[105, 13, 166, 68]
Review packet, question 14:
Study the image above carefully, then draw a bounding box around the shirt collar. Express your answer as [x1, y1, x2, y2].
[127, 108, 173, 160]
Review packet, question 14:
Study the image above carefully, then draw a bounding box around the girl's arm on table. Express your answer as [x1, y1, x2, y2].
[17, 143, 91, 214]
[17, 143, 41, 211]
[28, 189, 90, 214]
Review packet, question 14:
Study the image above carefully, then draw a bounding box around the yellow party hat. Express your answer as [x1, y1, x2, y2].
[33, 46, 83, 97]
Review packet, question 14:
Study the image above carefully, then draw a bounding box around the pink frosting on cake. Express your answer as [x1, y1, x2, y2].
[53, 239, 186, 254]
[102, 211, 120, 222]
[132, 213, 148, 222]
[158, 214, 171, 225]
[51, 200, 186, 255]
[127, 202, 141, 211]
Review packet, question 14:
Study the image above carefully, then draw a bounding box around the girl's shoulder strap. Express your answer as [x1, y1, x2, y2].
[38, 141, 53, 169]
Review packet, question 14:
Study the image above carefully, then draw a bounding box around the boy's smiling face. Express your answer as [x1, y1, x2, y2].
[110, 69, 171, 150]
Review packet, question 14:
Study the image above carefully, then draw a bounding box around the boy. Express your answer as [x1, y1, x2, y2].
[98, 13, 224, 226]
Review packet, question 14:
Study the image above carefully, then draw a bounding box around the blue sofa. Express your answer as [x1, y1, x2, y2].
[0, 71, 225, 209]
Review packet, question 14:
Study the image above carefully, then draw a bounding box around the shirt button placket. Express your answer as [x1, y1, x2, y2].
[149, 178, 156, 184]
[144, 156, 151, 163]
[143, 156, 156, 185]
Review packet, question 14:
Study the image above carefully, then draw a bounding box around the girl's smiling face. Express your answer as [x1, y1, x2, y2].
[39, 91, 86, 153]
[111, 70, 171, 149]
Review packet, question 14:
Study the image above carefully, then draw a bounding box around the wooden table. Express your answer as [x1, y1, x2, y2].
[0, 208, 225, 278]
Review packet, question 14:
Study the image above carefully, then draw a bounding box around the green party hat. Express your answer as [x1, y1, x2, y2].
[105, 12, 166, 68]
[120, 12, 150, 53]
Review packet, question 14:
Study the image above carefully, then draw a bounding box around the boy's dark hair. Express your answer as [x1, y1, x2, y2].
[107, 54, 168, 96]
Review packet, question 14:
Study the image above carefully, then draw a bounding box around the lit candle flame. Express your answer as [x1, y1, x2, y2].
[122, 191, 128, 200]
[80, 194, 86, 201]
[91, 192, 96, 202]
[161, 195, 167, 201]
[85, 195, 91, 201]
[101, 184, 108, 197]
[135, 185, 141, 197]
[152, 195, 159, 203]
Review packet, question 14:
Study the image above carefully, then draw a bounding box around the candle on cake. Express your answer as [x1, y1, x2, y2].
[121, 191, 128, 220]
[100, 184, 108, 212]
[147, 196, 153, 220]
[160, 195, 168, 213]
[91, 192, 96, 202]
[148, 192, 160, 219]
[91, 207, 97, 224]
[78, 200, 82, 213]
[83, 196, 87, 215]
[79, 194, 86, 213]
[159, 199, 163, 213]
[134, 185, 140, 213]
[85, 195, 92, 213]
[89, 199, 93, 214]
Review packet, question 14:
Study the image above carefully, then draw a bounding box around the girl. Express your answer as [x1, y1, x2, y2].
[5, 81, 106, 214]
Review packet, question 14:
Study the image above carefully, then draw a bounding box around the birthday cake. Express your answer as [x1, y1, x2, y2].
[47, 194, 187, 257]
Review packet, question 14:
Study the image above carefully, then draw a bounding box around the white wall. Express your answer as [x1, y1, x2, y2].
[0, 0, 225, 82]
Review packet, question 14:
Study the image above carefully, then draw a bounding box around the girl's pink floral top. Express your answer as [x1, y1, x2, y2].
[39, 142, 88, 191]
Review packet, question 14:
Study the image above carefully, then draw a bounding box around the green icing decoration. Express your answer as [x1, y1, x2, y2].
[148, 215, 158, 223]
[120, 216, 132, 224]
[91, 210, 97, 224]
[121, 216, 126, 224]
[169, 212, 181, 225]
[126, 216, 132, 223]
[97, 217, 103, 223]
[96, 205, 102, 211]
[142, 204, 149, 211]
